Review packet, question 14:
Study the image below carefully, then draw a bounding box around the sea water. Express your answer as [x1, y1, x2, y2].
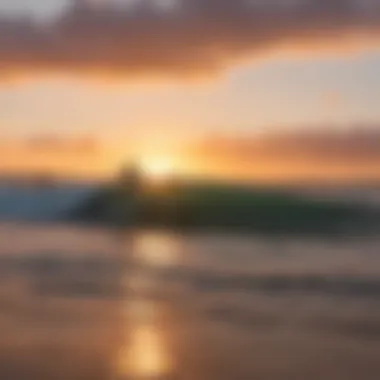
[0, 222, 379, 380]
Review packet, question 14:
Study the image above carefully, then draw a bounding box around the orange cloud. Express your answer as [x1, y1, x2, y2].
[2, 128, 380, 183]
[0, 135, 108, 179]
[182, 128, 380, 182]
[0, 0, 380, 81]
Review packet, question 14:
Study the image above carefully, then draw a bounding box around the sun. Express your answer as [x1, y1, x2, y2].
[139, 157, 174, 181]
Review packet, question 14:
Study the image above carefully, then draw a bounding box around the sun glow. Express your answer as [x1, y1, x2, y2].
[116, 233, 177, 379]
[140, 157, 175, 181]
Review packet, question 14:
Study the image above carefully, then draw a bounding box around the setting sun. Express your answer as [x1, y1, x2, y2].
[140, 157, 175, 181]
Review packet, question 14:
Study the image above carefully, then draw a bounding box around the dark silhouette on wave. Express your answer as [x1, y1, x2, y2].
[70, 165, 379, 235]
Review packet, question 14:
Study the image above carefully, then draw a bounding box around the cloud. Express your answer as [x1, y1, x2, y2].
[24, 135, 100, 154]
[0, 135, 106, 178]
[1, 127, 380, 182]
[184, 128, 380, 181]
[0, 0, 379, 80]
[191, 129, 380, 161]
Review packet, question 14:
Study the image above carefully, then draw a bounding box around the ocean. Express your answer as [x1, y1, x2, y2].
[0, 222, 379, 380]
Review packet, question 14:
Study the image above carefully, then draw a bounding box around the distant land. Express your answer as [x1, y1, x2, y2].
[71, 177, 380, 235]
[0, 171, 380, 234]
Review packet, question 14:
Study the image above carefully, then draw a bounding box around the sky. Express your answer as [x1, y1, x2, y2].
[0, 0, 380, 181]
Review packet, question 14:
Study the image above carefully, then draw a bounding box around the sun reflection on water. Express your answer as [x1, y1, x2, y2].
[132, 232, 180, 268]
[116, 232, 179, 379]
[117, 299, 171, 379]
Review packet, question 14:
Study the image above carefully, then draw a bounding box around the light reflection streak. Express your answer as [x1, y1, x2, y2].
[115, 232, 179, 379]
[131, 233, 180, 268]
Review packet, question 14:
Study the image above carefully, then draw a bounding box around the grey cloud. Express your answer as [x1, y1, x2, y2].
[0, 0, 379, 78]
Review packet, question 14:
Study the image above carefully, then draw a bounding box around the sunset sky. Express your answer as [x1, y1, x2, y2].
[0, 0, 380, 181]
